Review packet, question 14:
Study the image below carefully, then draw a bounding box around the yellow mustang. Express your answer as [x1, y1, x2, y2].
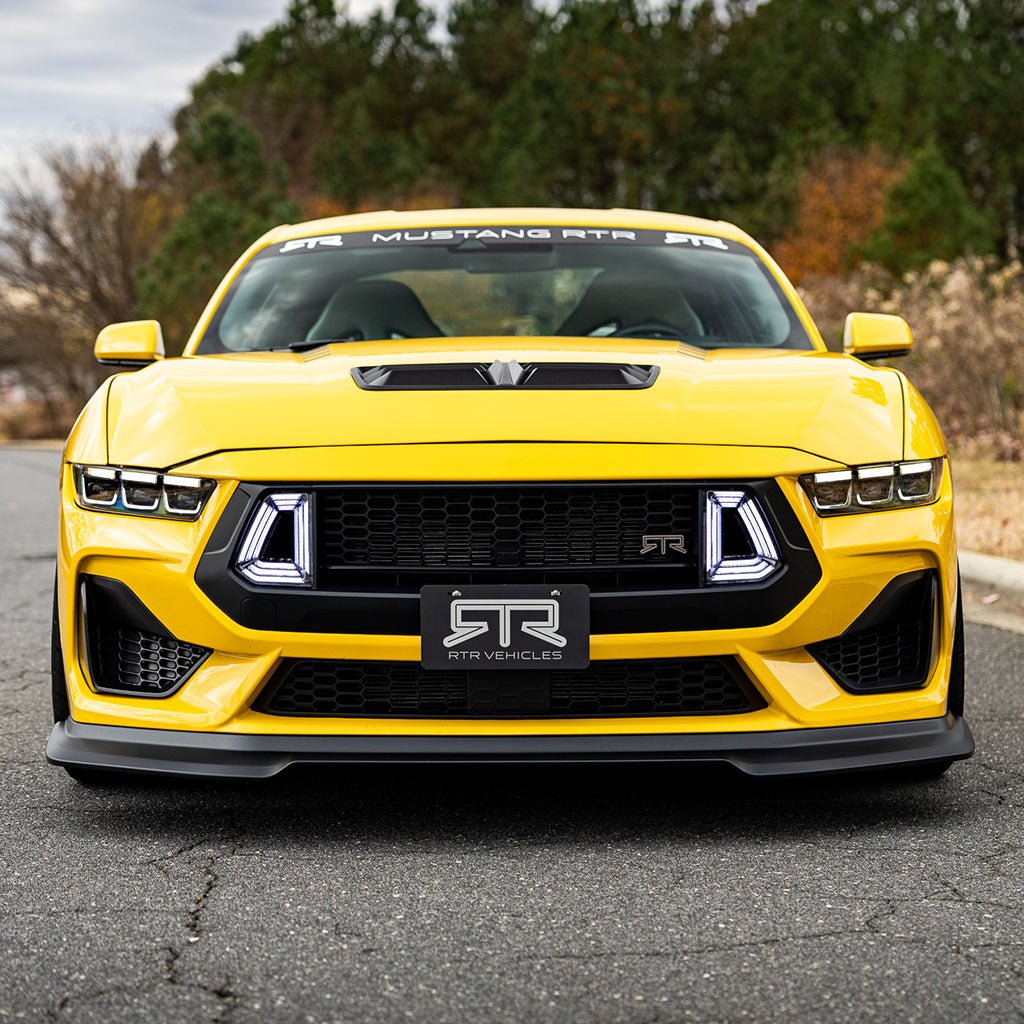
[47, 208, 972, 781]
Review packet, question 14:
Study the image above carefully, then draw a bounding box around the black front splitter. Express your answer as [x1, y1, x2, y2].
[46, 714, 974, 780]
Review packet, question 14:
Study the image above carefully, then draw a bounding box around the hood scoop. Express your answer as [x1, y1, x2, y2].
[351, 360, 660, 391]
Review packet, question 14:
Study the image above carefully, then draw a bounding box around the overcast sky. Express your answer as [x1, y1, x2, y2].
[0, 0, 416, 180]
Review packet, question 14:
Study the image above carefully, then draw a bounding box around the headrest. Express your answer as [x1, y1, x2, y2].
[558, 270, 703, 338]
[306, 279, 442, 342]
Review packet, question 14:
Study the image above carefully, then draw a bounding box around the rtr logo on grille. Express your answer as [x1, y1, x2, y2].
[640, 534, 687, 556]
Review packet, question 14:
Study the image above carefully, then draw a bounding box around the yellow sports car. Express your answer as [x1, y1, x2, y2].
[47, 208, 972, 781]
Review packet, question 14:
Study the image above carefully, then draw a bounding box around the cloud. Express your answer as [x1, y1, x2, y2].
[0, 0, 446, 178]
[0, 1, 284, 140]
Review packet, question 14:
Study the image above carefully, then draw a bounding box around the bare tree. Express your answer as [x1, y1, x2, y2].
[0, 142, 173, 436]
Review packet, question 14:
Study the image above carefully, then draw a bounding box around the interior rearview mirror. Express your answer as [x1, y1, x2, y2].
[843, 312, 913, 362]
[94, 320, 165, 368]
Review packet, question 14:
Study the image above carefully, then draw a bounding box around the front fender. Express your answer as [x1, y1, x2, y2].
[902, 375, 948, 460]
[63, 378, 113, 466]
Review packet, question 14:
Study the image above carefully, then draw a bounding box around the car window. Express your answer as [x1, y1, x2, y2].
[197, 227, 813, 353]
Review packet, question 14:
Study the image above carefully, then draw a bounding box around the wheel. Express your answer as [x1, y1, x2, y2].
[947, 571, 966, 717]
[50, 578, 71, 723]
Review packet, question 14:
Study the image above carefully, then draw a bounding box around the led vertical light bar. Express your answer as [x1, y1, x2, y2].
[235, 493, 313, 586]
[704, 490, 781, 584]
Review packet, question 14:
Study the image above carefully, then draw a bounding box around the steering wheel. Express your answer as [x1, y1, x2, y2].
[609, 321, 689, 340]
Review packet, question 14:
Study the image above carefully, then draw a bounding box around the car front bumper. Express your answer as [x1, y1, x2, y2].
[47, 714, 974, 779]
[54, 442, 966, 776]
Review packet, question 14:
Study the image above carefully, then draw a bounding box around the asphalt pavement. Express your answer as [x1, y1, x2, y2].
[1, 447, 1022, 1024]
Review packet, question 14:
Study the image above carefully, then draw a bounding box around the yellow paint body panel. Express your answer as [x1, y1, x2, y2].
[57, 208, 958, 750]
[105, 342, 908, 469]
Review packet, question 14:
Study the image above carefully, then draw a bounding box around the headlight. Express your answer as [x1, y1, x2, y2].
[73, 465, 216, 520]
[800, 459, 943, 516]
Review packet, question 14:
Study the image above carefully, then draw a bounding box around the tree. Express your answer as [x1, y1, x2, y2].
[773, 147, 905, 283]
[0, 144, 176, 431]
[179, 0, 375, 205]
[474, 1, 662, 208]
[858, 140, 996, 275]
[138, 108, 300, 350]
[433, 0, 547, 205]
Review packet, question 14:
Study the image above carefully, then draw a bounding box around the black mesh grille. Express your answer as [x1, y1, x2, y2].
[315, 484, 699, 587]
[808, 573, 934, 692]
[93, 626, 210, 695]
[256, 657, 763, 718]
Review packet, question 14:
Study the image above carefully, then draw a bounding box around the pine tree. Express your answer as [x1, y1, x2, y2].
[859, 140, 996, 275]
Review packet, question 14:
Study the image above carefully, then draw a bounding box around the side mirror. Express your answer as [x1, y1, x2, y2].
[94, 320, 165, 368]
[843, 312, 913, 362]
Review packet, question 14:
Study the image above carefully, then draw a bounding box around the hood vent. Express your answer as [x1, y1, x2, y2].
[351, 360, 659, 391]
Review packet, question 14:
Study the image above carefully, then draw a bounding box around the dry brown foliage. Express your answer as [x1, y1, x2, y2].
[951, 458, 1024, 560]
[774, 147, 905, 284]
[0, 399, 78, 441]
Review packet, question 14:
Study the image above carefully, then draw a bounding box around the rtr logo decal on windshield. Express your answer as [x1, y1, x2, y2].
[279, 234, 345, 253]
[664, 232, 729, 249]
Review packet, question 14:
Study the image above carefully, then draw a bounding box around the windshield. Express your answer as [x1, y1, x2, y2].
[196, 226, 813, 353]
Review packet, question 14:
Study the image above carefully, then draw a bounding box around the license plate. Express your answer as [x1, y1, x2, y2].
[420, 585, 590, 671]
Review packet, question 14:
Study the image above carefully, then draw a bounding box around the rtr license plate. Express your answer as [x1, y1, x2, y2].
[420, 585, 590, 671]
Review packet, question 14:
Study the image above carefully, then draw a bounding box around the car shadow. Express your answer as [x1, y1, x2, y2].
[67, 760, 973, 850]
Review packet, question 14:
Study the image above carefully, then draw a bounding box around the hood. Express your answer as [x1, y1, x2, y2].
[106, 338, 905, 469]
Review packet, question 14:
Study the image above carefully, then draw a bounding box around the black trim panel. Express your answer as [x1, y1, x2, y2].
[352, 361, 660, 391]
[47, 715, 973, 780]
[195, 479, 821, 635]
[254, 655, 766, 719]
[80, 575, 212, 698]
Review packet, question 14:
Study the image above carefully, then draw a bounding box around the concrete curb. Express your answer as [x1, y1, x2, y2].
[960, 550, 1024, 601]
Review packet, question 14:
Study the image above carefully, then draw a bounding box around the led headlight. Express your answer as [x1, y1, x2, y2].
[73, 465, 215, 520]
[800, 459, 943, 516]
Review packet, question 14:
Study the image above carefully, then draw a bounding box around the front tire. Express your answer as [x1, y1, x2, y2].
[897, 758, 954, 781]
[50, 580, 71, 723]
[947, 572, 966, 717]
[51, 582, 136, 786]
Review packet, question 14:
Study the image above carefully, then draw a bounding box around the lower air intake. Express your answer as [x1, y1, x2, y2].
[808, 570, 936, 693]
[81, 574, 211, 696]
[92, 627, 210, 696]
[256, 657, 764, 718]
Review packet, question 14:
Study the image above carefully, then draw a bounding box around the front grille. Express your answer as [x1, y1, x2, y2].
[256, 657, 764, 718]
[197, 479, 823, 636]
[808, 572, 935, 693]
[315, 484, 699, 588]
[91, 626, 210, 695]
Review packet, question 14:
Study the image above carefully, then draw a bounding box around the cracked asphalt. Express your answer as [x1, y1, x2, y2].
[1, 447, 1023, 1024]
